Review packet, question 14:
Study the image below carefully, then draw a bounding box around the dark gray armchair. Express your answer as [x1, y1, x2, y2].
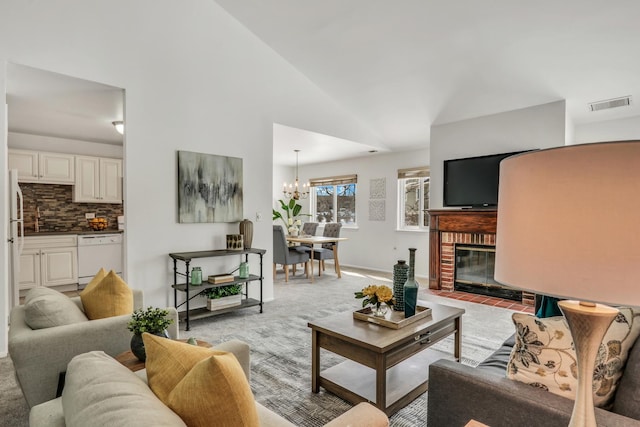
[273, 225, 310, 282]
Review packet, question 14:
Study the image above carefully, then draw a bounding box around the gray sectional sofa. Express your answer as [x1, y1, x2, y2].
[427, 334, 640, 426]
[7, 289, 180, 408]
[29, 340, 389, 427]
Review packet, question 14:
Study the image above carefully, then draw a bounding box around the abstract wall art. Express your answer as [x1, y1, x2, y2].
[177, 151, 243, 223]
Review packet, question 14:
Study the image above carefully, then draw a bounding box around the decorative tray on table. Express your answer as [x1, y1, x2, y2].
[353, 304, 432, 329]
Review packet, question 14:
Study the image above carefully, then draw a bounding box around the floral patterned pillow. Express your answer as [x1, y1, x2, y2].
[507, 308, 640, 409]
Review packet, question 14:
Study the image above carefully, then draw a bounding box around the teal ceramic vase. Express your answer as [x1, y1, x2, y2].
[403, 248, 419, 317]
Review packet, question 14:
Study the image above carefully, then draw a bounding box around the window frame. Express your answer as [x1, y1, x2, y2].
[397, 167, 429, 231]
[310, 175, 358, 228]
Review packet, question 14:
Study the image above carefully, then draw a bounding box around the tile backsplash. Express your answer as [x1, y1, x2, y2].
[21, 183, 123, 233]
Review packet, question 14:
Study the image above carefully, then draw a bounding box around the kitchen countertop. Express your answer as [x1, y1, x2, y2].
[23, 230, 124, 237]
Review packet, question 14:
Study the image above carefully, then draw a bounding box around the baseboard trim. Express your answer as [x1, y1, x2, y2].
[335, 262, 428, 281]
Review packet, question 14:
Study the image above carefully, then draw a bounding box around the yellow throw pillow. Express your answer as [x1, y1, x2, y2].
[168, 354, 259, 427]
[80, 268, 107, 295]
[143, 333, 259, 427]
[80, 270, 133, 320]
[143, 333, 216, 402]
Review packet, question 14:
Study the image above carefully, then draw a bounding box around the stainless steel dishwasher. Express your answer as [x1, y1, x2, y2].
[77, 233, 123, 289]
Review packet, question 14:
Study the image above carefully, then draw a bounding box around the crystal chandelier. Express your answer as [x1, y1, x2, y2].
[283, 150, 309, 200]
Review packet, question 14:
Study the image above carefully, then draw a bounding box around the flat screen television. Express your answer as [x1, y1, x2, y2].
[443, 150, 532, 208]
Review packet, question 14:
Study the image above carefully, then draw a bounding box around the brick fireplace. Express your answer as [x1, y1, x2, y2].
[428, 209, 533, 306]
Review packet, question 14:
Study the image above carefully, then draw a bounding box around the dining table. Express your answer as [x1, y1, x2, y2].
[285, 235, 349, 283]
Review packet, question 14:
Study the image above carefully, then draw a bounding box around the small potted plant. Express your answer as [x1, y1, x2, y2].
[203, 284, 243, 311]
[127, 307, 174, 361]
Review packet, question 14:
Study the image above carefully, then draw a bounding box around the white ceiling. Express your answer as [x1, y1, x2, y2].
[7, 2, 640, 166]
[272, 123, 386, 166]
[6, 63, 124, 145]
[217, 0, 640, 164]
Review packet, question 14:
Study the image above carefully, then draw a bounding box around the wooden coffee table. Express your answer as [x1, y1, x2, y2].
[308, 301, 464, 416]
[115, 339, 212, 371]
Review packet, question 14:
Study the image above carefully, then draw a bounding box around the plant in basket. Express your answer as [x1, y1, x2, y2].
[203, 284, 243, 311]
[203, 284, 243, 299]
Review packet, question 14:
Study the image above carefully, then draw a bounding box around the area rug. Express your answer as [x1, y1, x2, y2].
[0, 266, 518, 426]
[186, 267, 517, 426]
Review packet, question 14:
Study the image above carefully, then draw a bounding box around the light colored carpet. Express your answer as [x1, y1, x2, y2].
[0, 265, 518, 426]
[187, 266, 517, 426]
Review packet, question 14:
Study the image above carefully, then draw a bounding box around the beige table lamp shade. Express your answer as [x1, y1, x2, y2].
[495, 140, 640, 306]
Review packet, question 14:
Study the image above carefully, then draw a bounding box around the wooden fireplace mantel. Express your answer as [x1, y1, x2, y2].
[428, 209, 497, 289]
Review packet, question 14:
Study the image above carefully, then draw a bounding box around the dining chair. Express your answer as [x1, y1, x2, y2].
[295, 222, 319, 267]
[294, 222, 318, 252]
[301, 222, 319, 238]
[312, 222, 342, 277]
[272, 225, 310, 282]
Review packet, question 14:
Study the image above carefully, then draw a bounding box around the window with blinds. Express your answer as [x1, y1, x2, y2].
[309, 175, 357, 225]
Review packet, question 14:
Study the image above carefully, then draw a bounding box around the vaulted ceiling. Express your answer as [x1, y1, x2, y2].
[6, 2, 640, 166]
[217, 0, 640, 163]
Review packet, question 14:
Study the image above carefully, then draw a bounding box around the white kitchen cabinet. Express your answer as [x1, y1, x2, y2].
[18, 249, 40, 291]
[99, 157, 123, 203]
[73, 156, 122, 203]
[8, 149, 75, 184]
[41, 247, 78, 287]
[19, 235, 78, 290]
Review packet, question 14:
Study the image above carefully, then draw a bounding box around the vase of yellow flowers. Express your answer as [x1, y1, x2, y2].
[355, 285, 394, 317]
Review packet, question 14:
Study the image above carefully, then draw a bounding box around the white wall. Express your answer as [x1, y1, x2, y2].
[272, 163, 293, 214]
[0, 70, 7, 357]
[0, 1, 380, 355]
[8, 132, 123, 158]
[285, 149, 431, 278]
[565, 113, 575, 145]
[574, 116, 640, 144]
[430, 101, 567, 208]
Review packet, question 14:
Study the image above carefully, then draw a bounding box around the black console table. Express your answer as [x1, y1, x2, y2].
[169, 248, 266, 331]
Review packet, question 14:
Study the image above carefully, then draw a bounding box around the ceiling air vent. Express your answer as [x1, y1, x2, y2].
[589, 96, 631, 112]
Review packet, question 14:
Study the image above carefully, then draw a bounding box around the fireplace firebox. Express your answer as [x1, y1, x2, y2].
[454, 244, 522, 301]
